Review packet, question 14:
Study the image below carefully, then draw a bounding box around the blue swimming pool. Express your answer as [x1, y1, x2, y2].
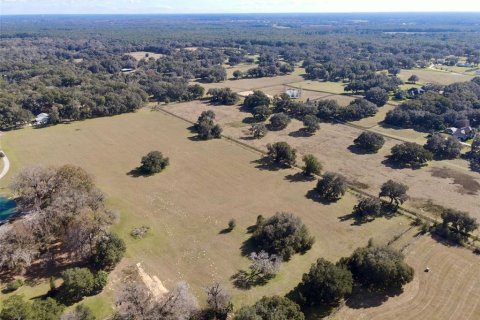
[0, 197, 16, 222]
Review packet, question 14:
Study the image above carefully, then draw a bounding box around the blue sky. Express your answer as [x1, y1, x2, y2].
[1, 0, 480, 15]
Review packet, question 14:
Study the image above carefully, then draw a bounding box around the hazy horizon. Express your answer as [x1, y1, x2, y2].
[1, 0, 480, 15]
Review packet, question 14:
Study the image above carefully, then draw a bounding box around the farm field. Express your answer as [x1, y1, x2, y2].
[0, 109, 413, 316]
[398, 68, 474, 85]
[334, 234, 480, 320]
[161, 100, 480, 219]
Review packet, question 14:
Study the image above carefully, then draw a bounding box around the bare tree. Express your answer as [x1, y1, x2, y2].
[249, 251, 282, 278]
[115, 280, 198, 320]
[205, 282, 233, 318]
[0, 221, 39, 273]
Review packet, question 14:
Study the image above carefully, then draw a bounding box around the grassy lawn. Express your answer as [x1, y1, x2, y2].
[398, 68, 473, 85]
[0, 109, 412, 317]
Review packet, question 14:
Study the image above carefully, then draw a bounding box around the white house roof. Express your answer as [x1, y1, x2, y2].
[35, 113, 49, 121]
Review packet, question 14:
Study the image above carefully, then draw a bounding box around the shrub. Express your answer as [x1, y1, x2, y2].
[379, 180, 409, 209]
[234, 296, 304, 320]
[250, 123, 268, 139]
[60, 268, 96, 302]
[337, 98, 378, 121]
[389, 142, 433, 168]
[266, 142, 297, 167]
[269, 113, 290, 131]
[289, 258, 353, 306]
[140, 151, 169, 174]
[207, 88, 239, 105]
[353, 131, 385, 153]
[424, 134, 461, 159]
[93, 271, 108, 293]
[244, 90, 270, 110]
[440, 209, 478, 243]
[251, 105, 272, 121]
[228, 219, 236, 231]
[252, 212, 314, 260]
[315, 172, 347, 201]
[302, 115, 320, 133]
[5, 279, 24, 292]
[92, 233, 126, 270]
[131, 226, 150, 239]
[353, 197, 382, 222]
[302, 154, 322, 176]
[365, 87, 389, 107]
[195, 110, 222, 140]
[344, 245, 414, 290]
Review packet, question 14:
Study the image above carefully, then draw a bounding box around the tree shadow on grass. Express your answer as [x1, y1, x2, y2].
[305, 189, 338, 205]
[242, 116, 257, 124]
[251, 157, 286, 171]
[231, 270, 272, 290]
[345, 285, 403, 309]
[284, 172, 315, 183]
[347, 144, 374, 155]
[338, 212, 375, 226]
[219, 228, 233, 235]
[288, 129, 313, 138]
[127, 167, 153, 178]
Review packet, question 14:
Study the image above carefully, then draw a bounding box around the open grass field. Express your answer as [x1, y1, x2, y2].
[335, 234, 480, 320]
[161, 101, 480, 219]
[0, 109, 413, 317]
[127, 51, 164, 60]
[398, 68, 473, 85]
[288, 80, 348, 94]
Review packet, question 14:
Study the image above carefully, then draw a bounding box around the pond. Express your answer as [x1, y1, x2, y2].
[0, 197, 16, 222]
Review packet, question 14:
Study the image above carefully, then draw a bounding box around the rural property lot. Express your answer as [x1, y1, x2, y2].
[161, 100, 480, 219]
[398, 68, 473, 85]
[335, 235, 480, 320]
[0, 109, 411, 314]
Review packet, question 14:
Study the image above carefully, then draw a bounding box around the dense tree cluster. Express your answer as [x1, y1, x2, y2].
[2, 165, 121, 275]
[207, 88, 239, 105]
[424, 134, 462, 159]
[289, 258, 353, 306]
[195, 110, 223, 140]
[437, 209, 478, 243]
[252, 212, 314, 260]
[343, 244, 414, 290]
[389, 142, 433, 168]
[353, 131, 385, 153]
[386, 79, 480, 132]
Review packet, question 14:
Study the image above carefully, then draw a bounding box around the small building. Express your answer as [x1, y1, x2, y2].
[34, 113, 49, 126]
[285, 88, 301, 99]
[407, 87, 425, 98]
[445, 126, 475, 141]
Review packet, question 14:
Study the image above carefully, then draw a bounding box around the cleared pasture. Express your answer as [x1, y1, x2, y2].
[288, 80, 348, 94]
[161, 101, 480, 218]
[127, 51, 164, 60]
[0, 109, 411, 315]
[398, 68, 473, 85]
[335, 235, 480, 320]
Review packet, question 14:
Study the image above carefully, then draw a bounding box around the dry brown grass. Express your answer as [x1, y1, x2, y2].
[335, 234, 480, 320]
[398, 69, 473, 85]
[127, 51, 164, 60]
[161, 101, 480, 219]
[0, 109, 411, 314]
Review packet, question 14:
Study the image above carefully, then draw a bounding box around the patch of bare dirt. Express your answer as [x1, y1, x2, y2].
[431, 167, 480, 195]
